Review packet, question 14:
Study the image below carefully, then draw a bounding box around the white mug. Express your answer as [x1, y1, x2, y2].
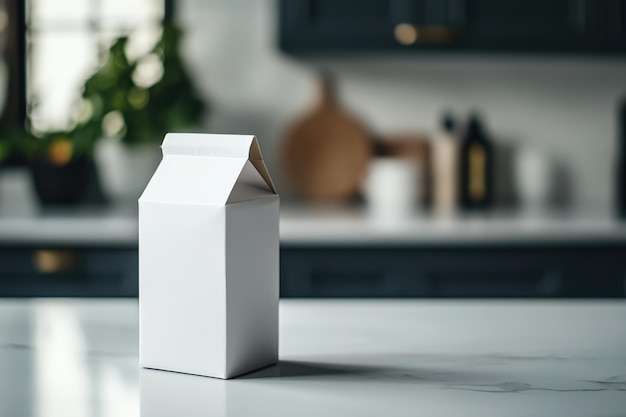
[363, 157, 421, 220]
[515, 147, 553, 211]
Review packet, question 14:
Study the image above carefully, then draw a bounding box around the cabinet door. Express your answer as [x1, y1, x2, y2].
[459, 0, 613, 52]
[279, 0, 404, 51]
[280, 0, 459, 52]
[607, 0, 626, 45]
[279, 0, 626, 54]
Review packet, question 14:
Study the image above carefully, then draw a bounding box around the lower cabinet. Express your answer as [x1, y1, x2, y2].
[280, 244, 626, 297]
[0, 243, 624, 297]
[0, 247, 139, 297]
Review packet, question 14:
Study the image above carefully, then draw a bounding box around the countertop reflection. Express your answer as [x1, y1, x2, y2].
[0, 299, 625, 416]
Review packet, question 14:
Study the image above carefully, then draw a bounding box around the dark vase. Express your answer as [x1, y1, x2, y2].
[617, 97, 626, 218]
[30, 157, 92, 205]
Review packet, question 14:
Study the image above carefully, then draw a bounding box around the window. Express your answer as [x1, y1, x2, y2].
[25, 0, 172, 133]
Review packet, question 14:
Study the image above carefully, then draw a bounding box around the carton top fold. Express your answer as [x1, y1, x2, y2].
[139, 133, 277, 205]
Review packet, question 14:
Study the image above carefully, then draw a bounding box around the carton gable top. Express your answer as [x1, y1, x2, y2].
[139, 134, 277, 206]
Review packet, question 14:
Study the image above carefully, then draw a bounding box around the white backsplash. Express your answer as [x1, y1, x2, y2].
[178, 0, 626, 209]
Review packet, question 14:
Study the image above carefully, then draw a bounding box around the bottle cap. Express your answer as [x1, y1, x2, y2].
[466, 114, 485, 138]
[441, 112, 456, 133]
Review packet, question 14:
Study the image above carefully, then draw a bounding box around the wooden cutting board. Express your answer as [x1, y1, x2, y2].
[281, 75, 372, 203]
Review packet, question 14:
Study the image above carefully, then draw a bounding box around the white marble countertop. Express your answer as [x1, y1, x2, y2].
[0, 299, 624, 416]
[279, 207, 626, 246]
[1, 203, 626, 246]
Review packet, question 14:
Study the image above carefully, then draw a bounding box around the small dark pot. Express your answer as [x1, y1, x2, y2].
[30, 158, 92, 205]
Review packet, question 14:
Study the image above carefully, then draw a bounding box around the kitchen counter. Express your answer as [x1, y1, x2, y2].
[0, 299, 624, 416]
[3, 204, 626, 298]
[2, 169, 626, 247]
[279, 207, 626, 246]
[1, 202, 626, 246]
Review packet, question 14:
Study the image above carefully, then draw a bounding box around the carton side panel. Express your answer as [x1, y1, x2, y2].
[225, 196, 279, 377]
[140, 202, 227, 378]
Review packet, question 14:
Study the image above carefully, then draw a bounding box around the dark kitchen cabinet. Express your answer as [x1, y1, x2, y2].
[0, 246, 138, 297]
[461, 0, 618, 52]
[278, 0, 458, 51]
[0, 242, 624, 297]
[280, 243, 626, 298]
[279, 0, 626, 55]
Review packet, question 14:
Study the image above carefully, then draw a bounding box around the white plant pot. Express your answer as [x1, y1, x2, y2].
[95, 138, 162, 203]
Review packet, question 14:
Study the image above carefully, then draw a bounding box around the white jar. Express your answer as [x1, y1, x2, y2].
[515, 147, 553, 211]
[363, 157, 421, 221]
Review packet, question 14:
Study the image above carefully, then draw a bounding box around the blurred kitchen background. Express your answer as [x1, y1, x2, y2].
[1, 0, 626, 298]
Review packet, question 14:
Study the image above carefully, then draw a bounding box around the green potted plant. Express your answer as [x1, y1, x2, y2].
[81, 22, 206, 202]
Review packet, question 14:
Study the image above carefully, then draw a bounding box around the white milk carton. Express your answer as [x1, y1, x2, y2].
[139, 133, 279, 379]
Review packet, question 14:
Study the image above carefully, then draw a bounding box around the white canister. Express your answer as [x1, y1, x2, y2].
[515, 147, 553, 211]
[363, 157, 421, 220]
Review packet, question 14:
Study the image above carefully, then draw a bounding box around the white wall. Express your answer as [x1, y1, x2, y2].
[178, 0, 626, 209]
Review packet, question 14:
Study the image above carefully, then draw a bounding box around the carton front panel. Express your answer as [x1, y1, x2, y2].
[225, 197, 279, 377]
[140, 203, 227, 377]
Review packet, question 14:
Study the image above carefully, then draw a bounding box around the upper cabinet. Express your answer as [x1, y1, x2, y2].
[278, 0, 626, 55]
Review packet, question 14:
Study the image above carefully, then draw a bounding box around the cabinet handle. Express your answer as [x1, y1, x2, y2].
[394, 23, 455, 45]
[33, 250, 78, 273]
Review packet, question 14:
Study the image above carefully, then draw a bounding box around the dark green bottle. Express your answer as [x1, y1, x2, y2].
[617, 98, 626, 218]
[460, 114, 494, 210]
